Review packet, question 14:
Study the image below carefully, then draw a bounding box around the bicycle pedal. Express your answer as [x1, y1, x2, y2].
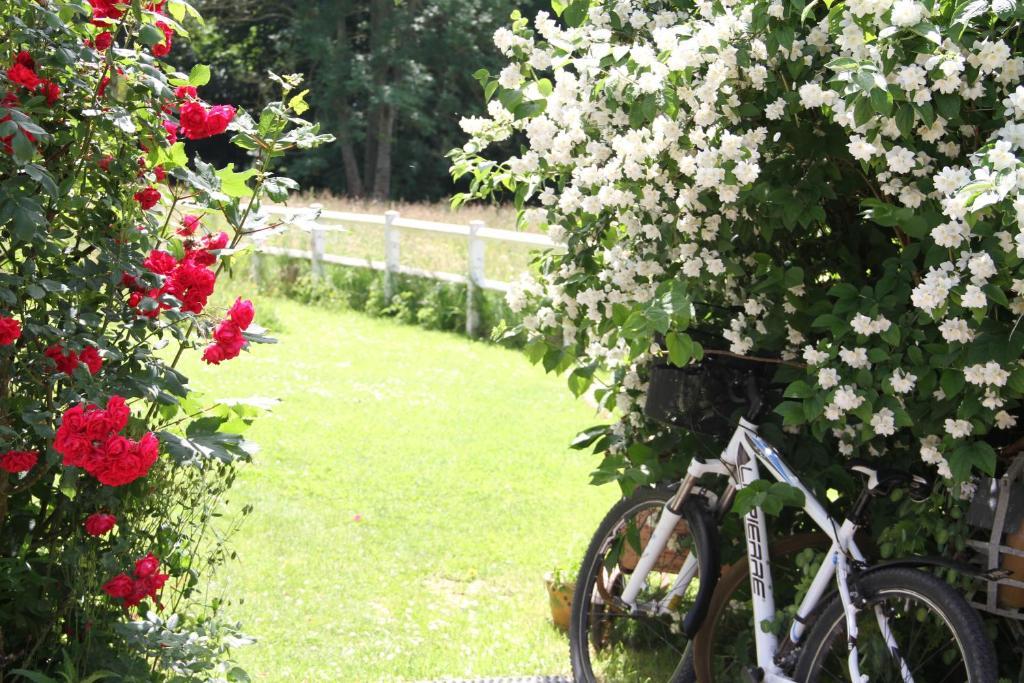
[743, 666, 764, 682]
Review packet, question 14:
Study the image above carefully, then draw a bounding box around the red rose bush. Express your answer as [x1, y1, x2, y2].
[0, 0, 331, 675]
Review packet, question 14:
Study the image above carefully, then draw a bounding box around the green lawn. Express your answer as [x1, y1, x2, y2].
[180, 297, 617, 681]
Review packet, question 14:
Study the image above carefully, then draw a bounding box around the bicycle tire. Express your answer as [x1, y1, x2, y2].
[569, 485, 713, 683]
[793, 566, 997, 683]
[691, 532, 831, 682]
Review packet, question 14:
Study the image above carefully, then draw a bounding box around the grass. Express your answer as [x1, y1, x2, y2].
[179, 295, 618, 681]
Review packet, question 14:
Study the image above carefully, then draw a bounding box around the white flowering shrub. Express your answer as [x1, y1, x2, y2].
[453, 0, 1024, 499]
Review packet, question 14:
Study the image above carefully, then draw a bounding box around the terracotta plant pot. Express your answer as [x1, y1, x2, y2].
[545, 573, 575, 631]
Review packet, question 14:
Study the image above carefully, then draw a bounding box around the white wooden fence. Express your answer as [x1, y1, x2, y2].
[250, 204, 561, 336]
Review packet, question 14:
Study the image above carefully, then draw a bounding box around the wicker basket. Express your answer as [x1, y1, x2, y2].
[966, 454, 1024, 620]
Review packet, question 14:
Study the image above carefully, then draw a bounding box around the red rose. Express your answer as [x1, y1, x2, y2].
[87, 0, 124, 24]
[161, 118, 178, 144]
[104, 396, 130, 432]
[101, 573, 133, 599]
[134, 552, 160, 578]
[166, 261, 216, 313]
[79, 346, 103, 374]
[36, 79, 59, 105]
[174, 85, 197, 100]
[228, 298, 255, 330]
[143, 249, 177, 275]
[98, 155, 114, 171]
[124, 571, 168, 607]
[178, 101, 208, 139]
[14, 52, 34, 69]
[151, 21, 173, 57]
[45, 344, 79, 374]
[152, 165, 166, 182]
[6, 63, 39, 90]
[203, 231, 229, 251]
[201, 343, 226, 365]
[0, 449, 38, 473]
[213, 320, 245, 351]
[84, 512, 116, 536]
[202, 105, 235, 137]
[178, 214, 201, 236]
[133, 186, 160, 210]
[94, 31, 113, 51]
[0, 316, 21, 345]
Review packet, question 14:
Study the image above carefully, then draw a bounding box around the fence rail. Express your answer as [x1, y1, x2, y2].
[250, 204, 562, 336]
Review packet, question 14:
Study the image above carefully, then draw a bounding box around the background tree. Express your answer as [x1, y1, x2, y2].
[185, 0, 548, 201]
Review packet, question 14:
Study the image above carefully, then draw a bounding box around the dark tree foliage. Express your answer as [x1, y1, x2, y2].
[182, 0, 548, 201]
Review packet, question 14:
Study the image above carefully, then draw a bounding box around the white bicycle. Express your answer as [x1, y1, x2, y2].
[569, 355, 999, 682]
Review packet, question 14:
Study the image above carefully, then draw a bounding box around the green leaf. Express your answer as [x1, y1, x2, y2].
[940, 369, 965, 399]
[1007, 368, 1024, 396]
[138, 23, 164, 46]
[11, 130, 35, 163]
[870, 87, 894, 116]
[784, 266, 804, 288]
[10, 671, 58, 683]
[288, 89, 310, 115]
[894, 105, 915, 138]
[563, 0, 589, 26]
[775, 401, 806, 426]
[853, 95, 873, 127]
[879, 325, 901, 347]
[189, 64, 211, 87]
[568, 365, 596, 397]
[784, 380, 813, 399]
[215, 163, 258, 198]
[826, 57, 859, 71]
[828, 282, 859, 300]
[949, 441, 997, 482]
[571, 425, 609, 450]
[665, 332, 694, 367]
[934, 93, 960, 120]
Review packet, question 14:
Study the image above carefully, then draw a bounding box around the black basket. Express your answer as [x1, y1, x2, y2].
[644, 354, 772, 438]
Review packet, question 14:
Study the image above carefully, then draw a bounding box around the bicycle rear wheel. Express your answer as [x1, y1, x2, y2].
[793, 566, 997, 683]
[569, 485, 713, 683]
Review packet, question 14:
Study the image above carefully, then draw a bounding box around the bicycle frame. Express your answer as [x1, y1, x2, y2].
[618, 418, 906, 683]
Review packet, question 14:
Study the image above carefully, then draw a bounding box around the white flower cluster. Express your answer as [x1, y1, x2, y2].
[456, 0, 1024, 483]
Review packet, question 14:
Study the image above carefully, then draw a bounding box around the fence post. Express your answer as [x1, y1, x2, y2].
[466, 220, 486, 338]
[308, 203, 324, 282]
[384, 210, 400, 301]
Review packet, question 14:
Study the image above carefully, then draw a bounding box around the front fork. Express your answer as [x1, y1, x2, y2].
[620, 470, 729, 614]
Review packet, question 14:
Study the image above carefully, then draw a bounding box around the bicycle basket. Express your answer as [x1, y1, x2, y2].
[644, 354, 769, 438]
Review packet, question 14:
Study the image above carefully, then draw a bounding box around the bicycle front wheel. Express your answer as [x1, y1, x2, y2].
[569, 485, 713, 683]
[794, 566, 997, 683]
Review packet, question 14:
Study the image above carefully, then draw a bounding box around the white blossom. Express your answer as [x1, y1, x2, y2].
[871, 407, 896, 436]
[818, 367, 840, 389]
[890, 369, 917, 394]
[944, 418, 973, 438]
